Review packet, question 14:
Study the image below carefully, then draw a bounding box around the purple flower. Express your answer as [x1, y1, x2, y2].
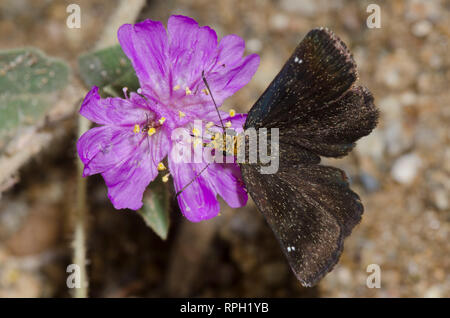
[77, 15, 259, 221]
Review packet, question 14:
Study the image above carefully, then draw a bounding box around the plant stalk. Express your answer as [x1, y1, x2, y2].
[73, 115, 89, 298]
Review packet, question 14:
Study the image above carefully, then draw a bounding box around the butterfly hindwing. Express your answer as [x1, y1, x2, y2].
[240, 163, 363, 287]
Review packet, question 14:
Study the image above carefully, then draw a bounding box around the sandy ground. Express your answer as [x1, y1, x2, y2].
[0, 0, 448, 297]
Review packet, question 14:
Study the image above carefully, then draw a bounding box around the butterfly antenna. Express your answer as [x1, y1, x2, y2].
[176, 71, 223, 197]
[145, 113, 152, 150]
[202, 70, 225, 134]
[175, 163, 210, 197]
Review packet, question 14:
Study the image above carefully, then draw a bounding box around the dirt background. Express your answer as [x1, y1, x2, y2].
[0, 0, 448, 297]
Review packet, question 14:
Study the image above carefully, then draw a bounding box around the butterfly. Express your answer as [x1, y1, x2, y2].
[238, 28, 379, 287]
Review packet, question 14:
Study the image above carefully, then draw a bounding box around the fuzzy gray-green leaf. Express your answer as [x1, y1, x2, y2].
[0, 48, 69, 94]
[78, 45, 139, 92]
[138, 180, 170, 240]
[0, 48, 69, 149]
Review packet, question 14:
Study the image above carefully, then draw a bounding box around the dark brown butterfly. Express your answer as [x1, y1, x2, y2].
[239, 28, 379, 287]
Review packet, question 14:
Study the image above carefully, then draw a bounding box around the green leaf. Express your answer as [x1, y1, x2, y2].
[78, 45, 139, 93]
[137, 179, 170, 240]
[0, 48, 69, 148]
[0, 48, 69, 94]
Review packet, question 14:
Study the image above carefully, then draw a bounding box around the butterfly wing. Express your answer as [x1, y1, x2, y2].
[240, 163, 363, 287]
[240, 28, 378, 286]
[279, 85, 378, 157]
[245, 28, 378, 157]
[245, 27, 358, 131]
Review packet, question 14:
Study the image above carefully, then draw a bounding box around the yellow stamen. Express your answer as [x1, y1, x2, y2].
[192, 127, 200, 136]
[157, 162, 166, 171]
[193, 138, 202, 148]
[148, 127, 156, 136]
[158, 117, 166, 125]
[133, 124, 140, 133]
[173, 85, 180, 91]
[205, 121, 214, 129]
[185, 87, 192, 95]
[213, 133, 222, 150]
[201, 88, 209, 95]
[229, 109, 236, 117]
[213, 132, 221, 140]
[179, 111, 186, 118]
[162, 173, 170, 183]
[225, 121, 232, 128]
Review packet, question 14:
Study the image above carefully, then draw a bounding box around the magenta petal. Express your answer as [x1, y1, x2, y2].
[79, 86, 149, 126]
[102, 144, 155, 210]
[215, 34, 245, 69]
[118, 20, 169, 95]
[77, 125, 141, 176]
[167, 15, 218, 89]
[78, 16, 259, 218]
[205, 162, 248, 208]
[224, 113, 247, 131]
[168, 155, 220, 222]
[202, 111, 248, 135]
[206, 54, 260, 106]
[102, 129, 169, 210]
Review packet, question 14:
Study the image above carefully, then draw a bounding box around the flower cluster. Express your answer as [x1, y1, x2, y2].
[77, 15, 259, 221]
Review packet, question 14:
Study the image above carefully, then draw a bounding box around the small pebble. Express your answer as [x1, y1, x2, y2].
[432, 188, 448, 211]
[356, 130, 384, 161]
[384, 122, 412, 157]
[391, 153, 422, 184]
[270, 13, 289, 30]
[246, 38, 262, 53]
[412, 20, 432, 37]
[360, 172, 380, 193]
[399, 91, 416, 106]
[379, 96, 401, 121]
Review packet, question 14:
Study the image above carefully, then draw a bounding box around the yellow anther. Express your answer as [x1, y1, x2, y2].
[192, 127, 200, 136]
[179, 111, 186, 118]
[229, 109, 236, 117]
[213, 132, 221, 140]
[157, 162, 166, 171]
[162, 173, 170, 183]
[225, 121, 232, 128]
[213, 133, 222, 150]
[201, 88, 209, 95]
[210, 140, 219, 149]
[133, 124, 140, 133]
[193, 137, 202, 148]
[205, 121, 214, 129]
[185, 87, 192, 95]
[173, 85, 180, 91]
[148, 127, 156, 136]
[158, 117, 166, 125]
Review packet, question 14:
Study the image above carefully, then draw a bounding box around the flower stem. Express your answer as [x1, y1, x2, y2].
[73, 115, 89, 298]
[71, 0, 146, 298]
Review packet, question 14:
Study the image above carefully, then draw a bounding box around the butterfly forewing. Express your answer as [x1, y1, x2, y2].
[280, 85, 378, 157]
[245, 28, 357, 131]
[240, 28, 378, 286]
